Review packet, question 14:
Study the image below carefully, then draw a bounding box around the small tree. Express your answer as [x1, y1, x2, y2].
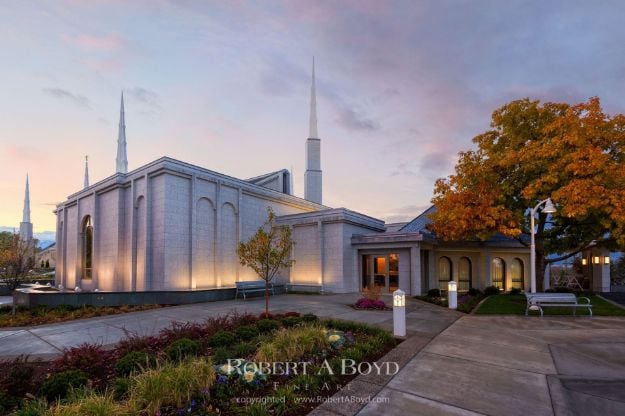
[237, 207, 294, 316]
[45, 259, 50, 269]
[0, 232, 35, 314]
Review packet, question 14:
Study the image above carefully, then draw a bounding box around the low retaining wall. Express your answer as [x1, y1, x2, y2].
[13, 285, 286, 308]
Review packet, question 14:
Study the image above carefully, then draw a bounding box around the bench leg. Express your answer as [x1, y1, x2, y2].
[573, 307, 576, 317]
[540, 307, 544, 318]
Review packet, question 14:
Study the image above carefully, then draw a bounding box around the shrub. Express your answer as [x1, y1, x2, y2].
[10, 398, 48, 416]
[211, 347, 230, 364]
[128, 358, 215, 415]
[256, 319, 280, 333]
[159, 321, 206, 344]
[301, 313, 318, 322]
[39, 370, 88, 401]
[255, 325, 329, 362]
[115, 351, 157, 376]
[52, 344, 112, 388]
[281, 316, 303, 327]
[0, 355, 40, 399]
[48, 390, 126, 416]
[427, 288, 442, 297]
[234, 342, 257, 358]
[209, 330, 236, 347]
[234, 325, 258, 341]
[341, 346, 365, 363]
[508, 287, 522, 295]
[0, 390, 19, 414]
[165, 338, 200, 362]
[484, 286, 500, 296]
[113, 377, 131, 400]
[468, 288, 482, 296]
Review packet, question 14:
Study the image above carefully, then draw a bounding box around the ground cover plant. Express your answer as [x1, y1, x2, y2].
[0, 311, 398, 416]
[415, 287, 487, 313]
[475, 293, 625, 316]
[0, 304, 164, 328]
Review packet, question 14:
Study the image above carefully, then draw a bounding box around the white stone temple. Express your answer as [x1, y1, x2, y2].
[57, 63, 608, 297]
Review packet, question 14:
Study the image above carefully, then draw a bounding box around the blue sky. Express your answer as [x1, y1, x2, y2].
[1, 0, 625, 231]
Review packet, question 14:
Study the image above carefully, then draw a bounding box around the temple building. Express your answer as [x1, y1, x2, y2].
[54, 62, 553, 297]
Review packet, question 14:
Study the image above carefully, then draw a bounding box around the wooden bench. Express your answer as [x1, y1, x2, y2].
[525, 292, 592, 317]
[235, 281, 275, 300]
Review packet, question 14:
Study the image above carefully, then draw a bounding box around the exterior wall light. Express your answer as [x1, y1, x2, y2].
[392, 289, 406, 337]
[582, 258, 587, 266]
[604, 256, 610, 265]
[448, 280, 458, 310]
[593, 256, 601, 265]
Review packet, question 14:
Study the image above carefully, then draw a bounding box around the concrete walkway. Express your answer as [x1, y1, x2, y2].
[349, 315, 625, 416]
[0, 293, 460, 360]
[3, 294, 625, 415]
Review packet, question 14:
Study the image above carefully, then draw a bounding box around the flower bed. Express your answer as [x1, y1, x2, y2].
[352, 298, 391, 310]
[0, 312, 398, 415]
[0, 304, 165, 328]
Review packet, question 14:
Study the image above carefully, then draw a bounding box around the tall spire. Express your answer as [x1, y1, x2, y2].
[84, 155, 90, 189]
[115, 91, 128, 174]
[304, 57, 322, 204]
[309, 57, 318, 139]
[19, 174, 33, 241]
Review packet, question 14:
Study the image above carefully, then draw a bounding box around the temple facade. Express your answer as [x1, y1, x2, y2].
[54, 62, 546, 296]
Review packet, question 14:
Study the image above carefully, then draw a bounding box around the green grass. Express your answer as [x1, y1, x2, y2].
[475, 294, 625, 316]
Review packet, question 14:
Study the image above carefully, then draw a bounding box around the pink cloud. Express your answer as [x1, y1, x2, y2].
[64, 33, 125, 51]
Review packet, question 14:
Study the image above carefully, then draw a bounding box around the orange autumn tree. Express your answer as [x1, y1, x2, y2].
[429, 97, 625, 289]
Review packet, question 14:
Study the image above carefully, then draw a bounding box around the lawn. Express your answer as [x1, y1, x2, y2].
[475, 294, 625, 316]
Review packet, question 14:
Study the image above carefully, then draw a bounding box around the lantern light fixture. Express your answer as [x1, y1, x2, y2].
[392, 289, 406, 337]
[593, 256, 601, 265]
[604, 256, 611, 265]
[582, 258, 588, 266]
[448, 280, 458, 310]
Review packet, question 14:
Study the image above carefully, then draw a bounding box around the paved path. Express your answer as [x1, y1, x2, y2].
[0, 294, 460, 360]
[346, 315, 625, 416]
[4, 295, 625, 415]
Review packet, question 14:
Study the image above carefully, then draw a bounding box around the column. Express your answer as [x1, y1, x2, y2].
[410, 245, 421, 296]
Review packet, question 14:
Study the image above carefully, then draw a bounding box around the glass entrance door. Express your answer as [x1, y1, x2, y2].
[362, 253, 399, 293]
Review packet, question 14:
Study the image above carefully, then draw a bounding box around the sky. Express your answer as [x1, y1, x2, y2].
[1, 0, 625, 233]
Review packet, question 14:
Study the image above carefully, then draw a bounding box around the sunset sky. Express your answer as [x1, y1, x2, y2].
[1, 0, 624, 233]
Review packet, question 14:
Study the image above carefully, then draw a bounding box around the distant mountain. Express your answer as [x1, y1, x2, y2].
[0, 227, 56, 248]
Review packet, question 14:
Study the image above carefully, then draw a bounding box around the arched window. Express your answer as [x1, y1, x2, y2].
[511, 258, 524, 290]
[491, 257, 505, 290]
[438, 257, 452, 290]
[82, 216, 93, 279]
[458, 257, 472, 291]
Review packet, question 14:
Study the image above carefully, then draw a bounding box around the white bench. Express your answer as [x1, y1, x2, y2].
[235, 280, 275, 300]
[525, 292, 592, 317]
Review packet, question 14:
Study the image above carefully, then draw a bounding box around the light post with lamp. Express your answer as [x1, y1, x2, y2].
[529, 198, 557, 293]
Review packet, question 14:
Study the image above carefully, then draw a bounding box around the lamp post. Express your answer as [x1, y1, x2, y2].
[393, 289, 406, 337]
[529, 198, 556, 293]
[448, 281, 458, 309]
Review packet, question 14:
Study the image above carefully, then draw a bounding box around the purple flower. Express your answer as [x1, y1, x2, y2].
[217, 375, 228, 384]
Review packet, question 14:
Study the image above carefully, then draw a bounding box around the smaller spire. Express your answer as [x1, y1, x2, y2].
[84, 155, 90, 189]
[22, 174, 30, 223]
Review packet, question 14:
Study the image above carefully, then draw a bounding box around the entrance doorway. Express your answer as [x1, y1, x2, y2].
[362, 253, 399, 293]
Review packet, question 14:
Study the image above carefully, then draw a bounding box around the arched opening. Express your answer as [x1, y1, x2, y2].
[458, 257, 472, 291]
[491, 257, 505, 290]
[438, 256, 452, 291]
[81, 215, 93, 279]
[511, 258, 524, 290]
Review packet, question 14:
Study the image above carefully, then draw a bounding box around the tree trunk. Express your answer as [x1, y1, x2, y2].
[264, 279, 269, 317]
